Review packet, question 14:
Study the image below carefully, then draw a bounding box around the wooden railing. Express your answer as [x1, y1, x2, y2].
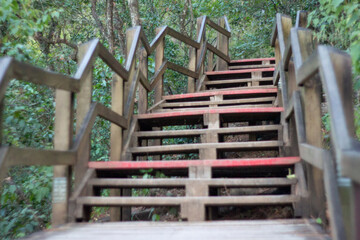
[272, 10, 360, 240]
[0, 16, 230, 225]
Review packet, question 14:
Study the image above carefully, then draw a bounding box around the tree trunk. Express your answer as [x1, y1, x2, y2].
[128, 0, 141, 26]
[106, 0, 115, 54]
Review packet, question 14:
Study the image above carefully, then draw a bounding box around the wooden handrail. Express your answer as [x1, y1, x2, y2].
[271, 10, 360, 240]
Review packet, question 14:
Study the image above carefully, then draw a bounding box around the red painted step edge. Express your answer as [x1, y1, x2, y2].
[89, 157, 300, 169]
[137, 107, 284, 119]
[230, 58, 275, 64]
[206, 68, 275, 76]
[163, 88, 277, 100]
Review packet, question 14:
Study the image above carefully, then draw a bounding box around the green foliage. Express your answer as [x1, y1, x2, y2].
[308, 0, 360, 89]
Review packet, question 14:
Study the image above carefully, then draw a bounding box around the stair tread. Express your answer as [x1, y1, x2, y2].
[135, 125, 281, 138]
[77, 195, 299, 206]
[88, 157, 300, 169]
[130, 141, 282, 155]
[206, 68, 275, 76]
[154, 104, 274, 112]
[205, 77, 272, 84]
[230, 58, 275, 64]
[27, 219, 329, 240]
[228, 64, 276, 70]
[89, 177, 297, 187]
[162, 88, 277, 101]
[137, 107, 283, 119]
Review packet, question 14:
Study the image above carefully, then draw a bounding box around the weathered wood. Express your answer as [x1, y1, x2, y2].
[167, 27, 200, 49]
[229, 64, 276, 70]
[89, 178, 297, 188]
[138, 50, 148, 114]
[1, 147, 75, 166]
[205, 77, 273, 86]
[156, 104, 274, 113]
[206, 68, 275, 76]
[109, 72, 124, 221]
[163, 88, 277, 100]
[167, 61, 198, 79]
[135, 125, 281, 139]
[206, 18, 231, 37]
[161, 97, 276, 108]
[154, 27, 165, 104]
[216, 17, 229, 71]
[188, 46, 196, 93]
[295, 11, 308, 28]
[130, 141, 282, 155]
[137, 107, 283, 119]
[52, 89, 74, 226]
[74, 44, 93, 193]
[299, 143, 327, 170]
[207, 43, 230, 63]
[89, 157, 301, 169]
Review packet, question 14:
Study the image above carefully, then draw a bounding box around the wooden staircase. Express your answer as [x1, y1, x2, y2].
[2, 11, 359, 240]
[72, 58, 307, 224]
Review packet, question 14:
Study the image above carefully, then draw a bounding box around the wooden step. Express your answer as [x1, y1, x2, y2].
[88, 178, 297, 188]
[205, 68, 274, 82]
[228, 58, 275, 70]
[206, 68, 275, 77]
[230, 58, 275, 64]
[202, 86, 277, 92]
[160, 97, 275, 108]
[27, 219, 330, 240]
[154, 104, 274, 112]
[130, 141, 282, 156]
[228, 64, 276, 70]
[88, 157, 301, 170]
[135, 125, 281, 139]
[137, 107, 283, 119]
[162, 88, 277, 101]
[137, 107, 282, 128]
[76, 195, 298, 208]
[205, 77, 273, 85]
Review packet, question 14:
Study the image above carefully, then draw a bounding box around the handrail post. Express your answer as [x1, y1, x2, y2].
[216, 17, 228, 71]
[188, 46, 196, 93]
[154, 27, 164, 103]
[52, 90, 74, 225]
[196, 16, 206, 89]
[138, 49, 148, 113]
[73, 43, 93, 221]
[109, 71, 124, 221]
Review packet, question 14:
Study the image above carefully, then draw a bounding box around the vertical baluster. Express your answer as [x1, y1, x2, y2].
[138, 49, 148, 114]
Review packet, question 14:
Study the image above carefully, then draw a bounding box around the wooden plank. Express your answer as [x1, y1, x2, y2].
[206, 18, 231, 37]
[206, 68, 275, 76]
[137, 107, 284, 119]
[216, 17, 229, 71]
[77, 195, 297, 207]
[229, 64, 276, 70]
[161, 97, 276, 108]
[89, 178, 297, 188]
[109, 71, 124, 221]
[130, 141, 282, 155]
[323, 155, 347, 240]
[97, 43, 129, 81]
[154, 27, 165, 104]
[88, 157, 301, 169]
[167, 61, 198, 79]
[157, 104, 274, 112]
[299, 143, 328, 170]
[296, 51, 319, 86]
[124, 26, 141, 72]
[230, 58, 275, 63]
[3, 147, 75, 166]
[138, 50, 148, 114]
[12, 59, 79, 92]
[149, 26, 167, 53]
[52, 89, 74, 226]
[207, 43, 230, 63]
[26, 219, 329, 240]
[205, 77, 272, 85]
[163, 88, 277, 101]
[167, 27, 200, 49]
[135, 125, 281, 139]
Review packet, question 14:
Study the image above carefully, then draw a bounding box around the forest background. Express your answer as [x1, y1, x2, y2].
[0, 0, 359, 238]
